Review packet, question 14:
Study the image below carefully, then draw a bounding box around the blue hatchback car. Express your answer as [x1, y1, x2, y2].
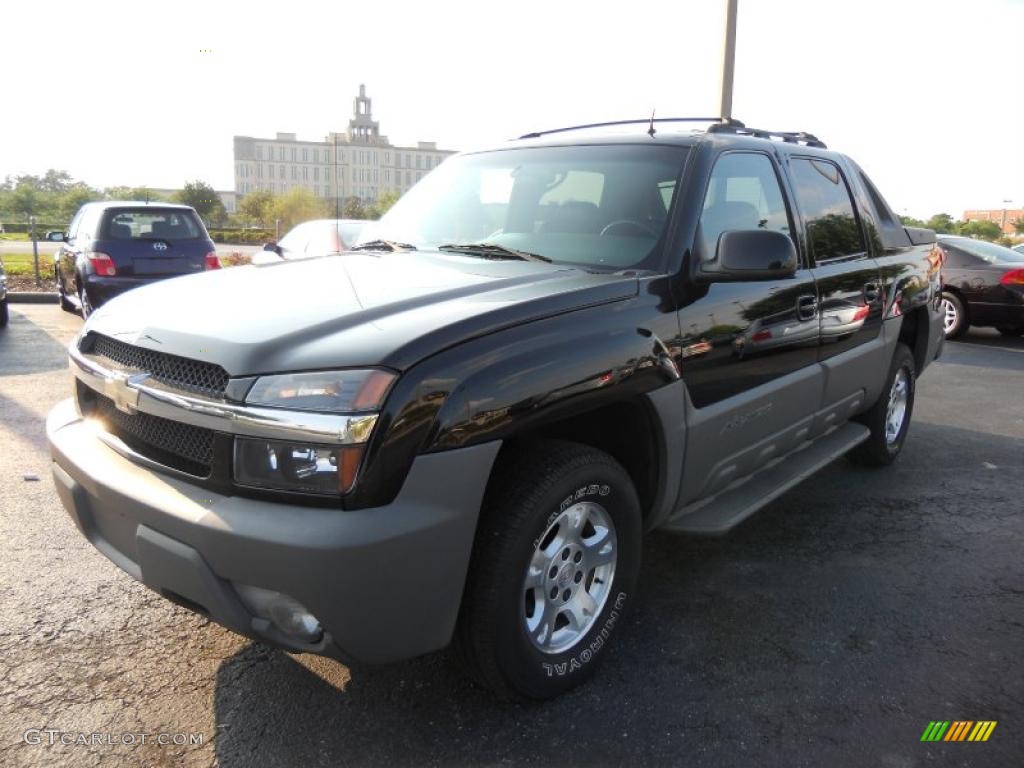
[56, 201, 219, 317]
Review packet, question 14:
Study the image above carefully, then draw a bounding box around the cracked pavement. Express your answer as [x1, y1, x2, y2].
[1, 303, 1022, 767]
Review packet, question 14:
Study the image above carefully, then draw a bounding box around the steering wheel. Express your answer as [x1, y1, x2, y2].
[599, 219, 659, 238]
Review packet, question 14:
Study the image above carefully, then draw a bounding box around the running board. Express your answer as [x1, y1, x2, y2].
[662, 421, 870, 536]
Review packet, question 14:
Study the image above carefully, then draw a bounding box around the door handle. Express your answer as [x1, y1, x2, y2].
[796, 294, 818, 321]
[863, 282, 880, 303]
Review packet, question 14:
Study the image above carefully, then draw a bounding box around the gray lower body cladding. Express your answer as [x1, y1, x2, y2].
[47, 398, 501, 664]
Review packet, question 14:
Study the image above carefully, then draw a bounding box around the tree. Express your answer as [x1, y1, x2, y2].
[342, 196, 368, 219]
[237, 189, 276, 228]
[1015, 218, 1024, 235]
[271, 187, 330, 232]
[58, 184, 102, 221]
[925, 213, 958, 234]
[40, 169, 74, 194]
[173, 180, 226, 224]
[899, 215, 926, 228]
[103, 186, 168, 203]
[367, 189, 401, 220]
[957, 219, 1001, 241]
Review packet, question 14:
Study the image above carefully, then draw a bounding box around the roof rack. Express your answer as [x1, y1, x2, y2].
[706, 120, 827, 148]
[516, 117, 827, 148]
[517, 117, 731, 140]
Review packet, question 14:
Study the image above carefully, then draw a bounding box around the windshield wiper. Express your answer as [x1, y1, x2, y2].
[437, 243, 552, 263]
[349, 239, 418, 252]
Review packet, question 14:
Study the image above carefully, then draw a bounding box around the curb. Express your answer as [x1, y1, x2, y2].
[8, 292, 59, 304]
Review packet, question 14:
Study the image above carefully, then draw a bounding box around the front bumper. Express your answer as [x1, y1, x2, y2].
[48, 398, 500, 663]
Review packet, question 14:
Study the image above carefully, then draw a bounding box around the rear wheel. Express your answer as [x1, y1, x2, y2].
[940, 292, 968, 338]
[78, 283, 93, 319]
[0, 298, 8, 327]
[996, 325, 1024, 337]
[455, 441, 642, 701]
[848, 342, 916, 467]
[57, 268, 75, 313]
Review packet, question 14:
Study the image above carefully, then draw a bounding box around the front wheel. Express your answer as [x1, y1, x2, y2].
[455, 441, 642, 701]
[0, 299, 8, 327]
[848, 342, 916, 467]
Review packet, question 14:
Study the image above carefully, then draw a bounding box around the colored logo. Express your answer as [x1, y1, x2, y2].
[920, 721, 997, 742]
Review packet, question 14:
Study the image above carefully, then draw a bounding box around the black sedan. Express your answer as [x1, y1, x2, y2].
[937, 235, 1024, 338]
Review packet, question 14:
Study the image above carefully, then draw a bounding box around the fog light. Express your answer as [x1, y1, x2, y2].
[235, 584, 323, 643]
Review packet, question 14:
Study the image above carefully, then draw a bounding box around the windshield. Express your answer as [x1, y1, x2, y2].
[356, 144, 690, 270]
[942, 236, 1024, 264]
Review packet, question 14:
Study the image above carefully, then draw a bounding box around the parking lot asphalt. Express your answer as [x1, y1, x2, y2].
[1, 303, 1021, 768]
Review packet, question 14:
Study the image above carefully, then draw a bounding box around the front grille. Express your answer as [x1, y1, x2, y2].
[82, 333, 229, 398]
[89, 387, 215, 477]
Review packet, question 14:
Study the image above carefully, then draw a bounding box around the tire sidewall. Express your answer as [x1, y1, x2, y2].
[490, 460, 642, 699]
[883, 349, 916, 459]
[78, 284, 92, 319]
[941, 292, 965, 338]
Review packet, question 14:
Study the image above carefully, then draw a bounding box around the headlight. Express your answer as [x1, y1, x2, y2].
[245, 369, 395, 412]
[235, 369, 395, 496]
[234, 437, 365, 495]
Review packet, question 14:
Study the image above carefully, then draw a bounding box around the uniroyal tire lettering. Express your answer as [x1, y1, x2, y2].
[541, 592, 628, 677]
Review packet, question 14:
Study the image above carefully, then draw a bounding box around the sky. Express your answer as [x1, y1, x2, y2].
[1, 0, 1021, 219]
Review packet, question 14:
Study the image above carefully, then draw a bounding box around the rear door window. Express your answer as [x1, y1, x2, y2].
[102, 209, 204, 241]
[790, 158, 866, 261]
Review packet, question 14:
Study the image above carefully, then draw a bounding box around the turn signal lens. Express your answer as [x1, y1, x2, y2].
[1000, 268, 1024, 286]
[87, 252, 116, 276]
[205, 252, 221, 270]
[246, 370, 396, 413]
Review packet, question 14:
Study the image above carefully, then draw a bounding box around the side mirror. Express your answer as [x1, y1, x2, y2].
[262, 241, 283, 256]
[701, 229, 797, 282]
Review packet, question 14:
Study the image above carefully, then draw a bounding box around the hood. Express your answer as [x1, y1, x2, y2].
[84, 251, 638, 375]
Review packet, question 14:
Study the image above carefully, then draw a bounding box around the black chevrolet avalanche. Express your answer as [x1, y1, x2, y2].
[48, 118, 944, 700]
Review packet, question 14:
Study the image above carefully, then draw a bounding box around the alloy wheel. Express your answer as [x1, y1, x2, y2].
[885, 368, 909, 445]
[522, 501, 617, 654]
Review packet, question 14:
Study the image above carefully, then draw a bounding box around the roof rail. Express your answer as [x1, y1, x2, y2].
[516, 117, 827, 148]
[517, 117, 732, 140]
[706, 121, 827, 148]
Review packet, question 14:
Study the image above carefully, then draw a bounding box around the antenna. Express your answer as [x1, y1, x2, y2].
[647, 109, 657, 138]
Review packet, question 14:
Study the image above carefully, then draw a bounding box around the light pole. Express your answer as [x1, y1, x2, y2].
[334, 133, 340, 220]
[719, 0, 739, 121]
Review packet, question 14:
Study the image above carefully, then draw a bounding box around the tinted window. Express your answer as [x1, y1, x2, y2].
[790, 158, 865, 260]
[101, 209, 204, 240]
[698, 152, 791, 261]
[359, 145, 689, 270]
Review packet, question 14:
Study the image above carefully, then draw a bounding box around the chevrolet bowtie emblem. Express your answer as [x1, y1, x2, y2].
[106, 372, 152, 414]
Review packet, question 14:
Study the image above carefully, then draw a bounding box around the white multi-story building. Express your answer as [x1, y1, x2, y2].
[233, 85, 456, 203]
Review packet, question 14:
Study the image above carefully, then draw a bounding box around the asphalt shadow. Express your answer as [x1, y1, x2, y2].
[210, 421, 1023, 768]
[0, 305, 74, 376]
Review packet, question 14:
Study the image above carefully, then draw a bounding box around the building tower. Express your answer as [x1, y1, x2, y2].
[348, 84, 380, 144]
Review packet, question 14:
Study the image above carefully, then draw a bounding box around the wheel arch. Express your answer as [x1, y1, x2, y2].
[897, 305, 933, 374]
[487, 387, 682, 530]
